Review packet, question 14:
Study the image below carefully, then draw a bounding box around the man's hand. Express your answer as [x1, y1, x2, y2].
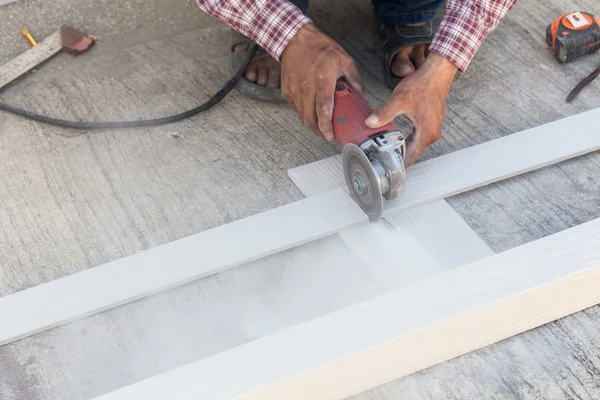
[280, 24, 363, 141]
[366, 53, 458, 166]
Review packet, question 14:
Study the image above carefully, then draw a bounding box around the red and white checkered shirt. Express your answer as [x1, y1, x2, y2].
[196, 0, 517, 71]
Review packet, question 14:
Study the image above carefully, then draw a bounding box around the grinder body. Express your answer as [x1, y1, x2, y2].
[332, 79, 407, 221]
[332, 81, 397, 148]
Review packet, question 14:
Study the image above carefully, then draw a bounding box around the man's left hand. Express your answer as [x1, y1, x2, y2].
[365, 52, 458, 166]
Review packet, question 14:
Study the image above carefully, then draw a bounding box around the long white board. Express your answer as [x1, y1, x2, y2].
[94, 217, 600, 400]
[288, 108, 600, 214]
[0, 188, 367, 346]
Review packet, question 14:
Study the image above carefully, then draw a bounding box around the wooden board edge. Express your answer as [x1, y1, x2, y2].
[92, 217, 600, 400]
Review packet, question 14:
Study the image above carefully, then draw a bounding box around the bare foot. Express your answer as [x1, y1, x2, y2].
[390, 44, 430, 78]
[233, 43, 281, 88]
[232, 42, 428, 88]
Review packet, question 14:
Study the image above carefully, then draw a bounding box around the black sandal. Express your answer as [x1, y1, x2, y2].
[229, 30, 286, 103]
[380, 7, 445, 90]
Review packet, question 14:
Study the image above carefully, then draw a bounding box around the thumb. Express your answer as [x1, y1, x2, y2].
[365, 94, 410, 129]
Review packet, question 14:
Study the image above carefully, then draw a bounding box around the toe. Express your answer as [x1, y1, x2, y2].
[245, 63, 258, 82]
[411, 44, 428, 69]
[233, 42, 249, 52]
[391, 47, 415, 78]
[242, 55, 282, 88]
[257, 65, 269, 86]
[267, 66, 281, 88]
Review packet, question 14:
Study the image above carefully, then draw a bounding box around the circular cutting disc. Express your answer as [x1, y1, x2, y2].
[342, 144, 383, 222]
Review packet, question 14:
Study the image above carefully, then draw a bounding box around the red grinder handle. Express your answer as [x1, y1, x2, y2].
[332, 79, 397, 149]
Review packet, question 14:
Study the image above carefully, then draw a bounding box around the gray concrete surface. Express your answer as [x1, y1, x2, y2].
[0, 0, 599, 399]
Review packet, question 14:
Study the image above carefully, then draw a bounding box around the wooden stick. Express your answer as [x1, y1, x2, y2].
[93, 217, 600, 400]
[288, 108, 600, 216]
[0, 189, 367, 346]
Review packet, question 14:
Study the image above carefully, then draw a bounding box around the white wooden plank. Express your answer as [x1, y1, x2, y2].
[0, 188, 367, 347]
[339, 200, 494, 291]
[288, 108, 600, 214]
[93, 217, 600, 400]
[0, 31, 62, 90]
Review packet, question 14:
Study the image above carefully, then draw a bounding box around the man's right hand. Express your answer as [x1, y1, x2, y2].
[280, 24, 363, 142]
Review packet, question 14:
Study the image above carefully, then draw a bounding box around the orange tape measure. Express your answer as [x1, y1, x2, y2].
[546, 11, 600, 63]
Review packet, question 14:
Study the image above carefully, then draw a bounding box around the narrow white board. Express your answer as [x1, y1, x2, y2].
[94, 217, 600, 400]
[288, 108, 600, 214]
[339, 200, 494, 291]
[0, 188, 367, 346]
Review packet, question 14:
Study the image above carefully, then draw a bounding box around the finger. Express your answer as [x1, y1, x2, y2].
[293, 93, 304, 124]
[267, 65, 281, 88]
[281, 73, 301, 115]
[342, 59, 364, 95]
[390, 47, 415, 78]
[412, 45, 427, 70]
[257, 65, 269, 86]
[365, 92, 411, 128]
[300, 86, 320, 135]
[284, 83, 303, 122]
[281, 74, 303, 121]
[404, 125, 441, 166]
[404, 133, 427, 166]
[316, 76, 336, 141]
[280, 72, 291, 100]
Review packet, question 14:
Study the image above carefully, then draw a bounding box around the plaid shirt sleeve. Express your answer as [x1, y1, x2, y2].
[430, 0, 518, 71]
[196, 0, 311, 61]
[197, 0, 516, 71]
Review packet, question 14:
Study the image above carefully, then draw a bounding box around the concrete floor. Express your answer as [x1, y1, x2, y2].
[0, 0, 599, 399]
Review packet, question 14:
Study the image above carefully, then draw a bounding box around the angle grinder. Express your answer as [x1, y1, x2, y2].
[332, 79, 407, 222]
